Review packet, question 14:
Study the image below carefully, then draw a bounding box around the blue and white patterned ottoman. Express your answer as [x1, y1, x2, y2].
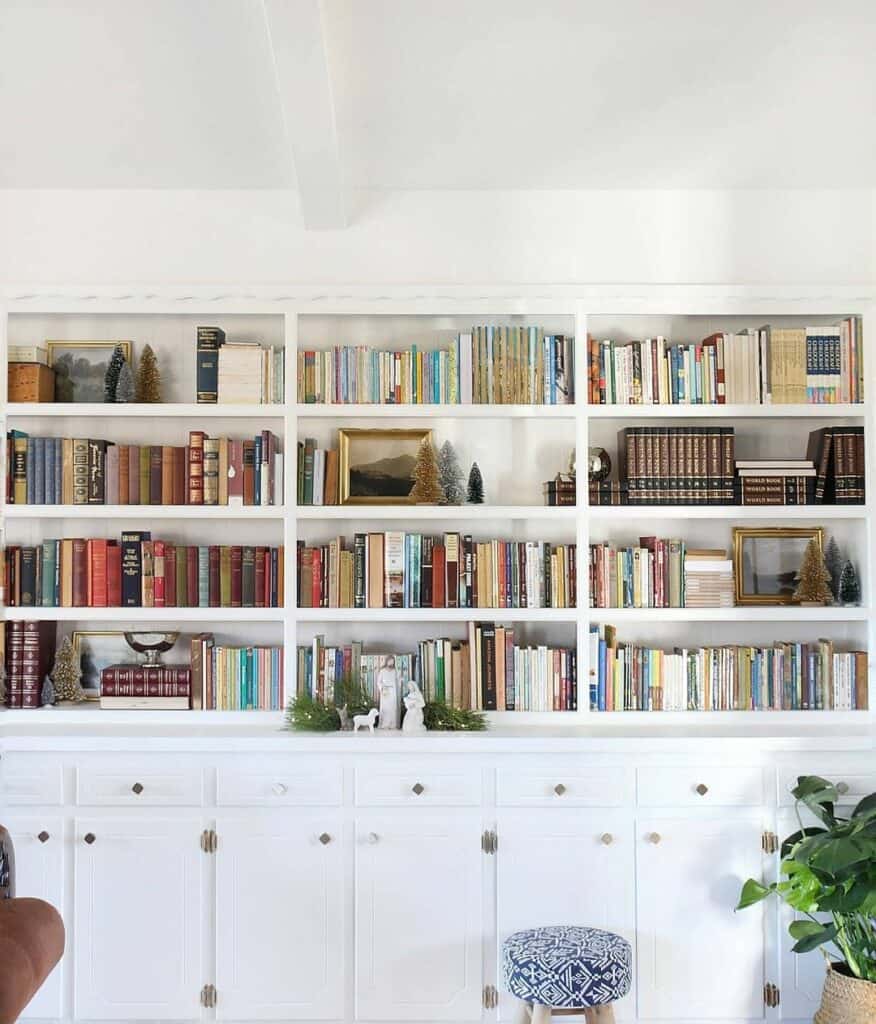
[502, 926, 632, 1018]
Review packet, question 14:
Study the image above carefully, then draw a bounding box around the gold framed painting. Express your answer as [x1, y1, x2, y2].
[339, 427, 432, 505]
[71, 630, 131, 700]
[732, 527, 824, 605]
[47, 340, 132, 403]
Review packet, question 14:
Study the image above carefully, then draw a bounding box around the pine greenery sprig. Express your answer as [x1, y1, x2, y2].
[423, 702, 487, 731]
[285, 693, 341, 732]
[339, 677, 377, 718]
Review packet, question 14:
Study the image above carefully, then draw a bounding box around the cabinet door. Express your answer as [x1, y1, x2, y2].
[355, 814, 483, 1021]
[7, 816, 65, 1020]
[215, 814, 345, 1020]
[637, 817, 766, 1021]
[496, 811, 635, 1019]
[74, 817, 203, 1020]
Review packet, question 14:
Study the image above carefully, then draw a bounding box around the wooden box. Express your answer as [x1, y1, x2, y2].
[8, 363, 55, 402]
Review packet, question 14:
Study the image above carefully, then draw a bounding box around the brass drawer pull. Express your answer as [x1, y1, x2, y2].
[647, 832, 661, 845]
[695, 783, 709, 796]
[600, 833, 614, 846]
[411, 783, 425, 796]
[84, 833, 96, 845]
[38, 831, 50, 844]
[554, 783, 567, 796]
[132, 782, 144, 795]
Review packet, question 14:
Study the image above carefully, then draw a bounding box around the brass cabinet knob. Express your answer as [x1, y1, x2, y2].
[132, 782, 144, 795]
[37, 831, 50, 844]
[837, 782, 850, 795]
[367, 832, 379, 845]
[695, 783, 709, 796]
[411, 783, 425, 796]
[319, 833, 332, 845]
[554, 783, 567, 796]
[84, 833, 96, 845]
[647, 832, 661, 845]
[600, 833, 614, 846]
[272, 782, 288, 796]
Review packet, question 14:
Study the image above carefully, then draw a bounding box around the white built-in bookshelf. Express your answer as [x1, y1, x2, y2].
[0, 289, 873, 727]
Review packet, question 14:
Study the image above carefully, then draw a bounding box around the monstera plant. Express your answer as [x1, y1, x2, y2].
[737, 775, 876, 1022]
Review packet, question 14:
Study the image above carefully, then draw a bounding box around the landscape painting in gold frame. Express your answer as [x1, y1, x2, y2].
[732, 526, 824, 606]
[47, 340, 132, 403]
[339, 427, 432, 505]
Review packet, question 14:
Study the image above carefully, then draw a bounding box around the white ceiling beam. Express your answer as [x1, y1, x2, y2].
[262, 0, 345, 229]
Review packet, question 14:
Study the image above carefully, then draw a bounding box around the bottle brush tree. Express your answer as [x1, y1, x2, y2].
[50, 635, 87, 702]
[135, 343, 162, 402]
[823, 536, 843, 602]
[437, 440, 465, 505]
[103, 344, 126, 402]
[793, 538, 834, 605]
[409, 438, 444, 504]
[115, 359, 135, 402]
[467, 461, 484, 504]
[838, 560, 861, 606]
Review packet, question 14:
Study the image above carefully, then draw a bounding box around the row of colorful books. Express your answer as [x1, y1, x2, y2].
[588, 625, 867, 711]
[6, 431, 283, 506]
[297, 534, 576, 609]
[195, 327, 285, 405]
[190, 633, 284, 710]
[3, 536, 284, 608]
[588, 318, 863, 405]
[297, 441, 339, 505]
[297, 327, 575, 405]
[298, 626, 577, 712]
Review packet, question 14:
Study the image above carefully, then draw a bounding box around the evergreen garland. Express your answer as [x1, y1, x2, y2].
[467, 461, 484, 504]
[437, 440, 465, 505]
[423, 702, 487, 731]
[285, 693, 341, 731]
[116, 360, 135, 402]
[135, 344, 162, 402]
[104, 344, 126, 402]
[824, 536, 842, 601]
[838, 560, 861, 606]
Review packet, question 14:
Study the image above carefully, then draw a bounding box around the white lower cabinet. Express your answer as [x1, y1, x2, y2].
[496, 810, 635, 1020]
[6, 816, 65, 1020]
[215, 814, 345, 1020]
[636, 817, 767, 1021]
[355, 814, 484, 1021]
[73, 817, 204, 1020]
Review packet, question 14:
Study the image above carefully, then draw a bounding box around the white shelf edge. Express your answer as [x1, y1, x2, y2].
[586, 403, 865, 419]
[296, 505, 577, 520]
[588, 505, 870, 520]
[589, 607, 869, 623]
[295, 403, 576, 419]
[4, 505, 286, 519]
[295, 608, 577, 623]
[4, 403, 287, 418]
[1, 607, 285, 622]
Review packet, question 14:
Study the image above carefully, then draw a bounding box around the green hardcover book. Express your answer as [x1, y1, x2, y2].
[220, 546, 232, 607]
[241, 546, 256, 607]
[297, 441, 305, 505]
[303, 438, 315, 505]
[176, 545, 189, 607]
[41, 541, 57, 607]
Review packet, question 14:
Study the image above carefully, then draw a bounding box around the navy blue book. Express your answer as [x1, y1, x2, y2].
[121, 531, 151, 607]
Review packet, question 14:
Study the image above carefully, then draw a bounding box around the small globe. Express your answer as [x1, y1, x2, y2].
[124, 632, 179, 666]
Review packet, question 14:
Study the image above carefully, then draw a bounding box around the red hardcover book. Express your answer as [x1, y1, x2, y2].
[149, 446, 163, 505]
[160, 447, 173, 505]
[188, 431, 206, 505]
[185, 546, 199, 607]
[208, 546, 220, 607]
[242, 441, 255, 505]
[19, 621, 56, 709]
[107, 542, 122, 606]
[311, 547, 322, 607]
[5, 621, 24, 707]
[172, 447, 186, 505]
[89, 538, 108, 607]
[254, 546, 266, 608]
[72, 539, 87, 607]
[153, 540, 166, 608]
[230, 547, 242, 607]
[432, 544, 446, 608]
[165, 544, 177, 607]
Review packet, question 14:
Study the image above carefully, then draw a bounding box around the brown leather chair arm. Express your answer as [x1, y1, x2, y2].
[0, 898, 65, 1024]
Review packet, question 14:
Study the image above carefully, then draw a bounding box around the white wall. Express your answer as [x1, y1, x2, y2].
[0, 189, 873, 287]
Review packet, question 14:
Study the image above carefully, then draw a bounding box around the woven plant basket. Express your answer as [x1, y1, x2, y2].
[813, 965, 876, 1024]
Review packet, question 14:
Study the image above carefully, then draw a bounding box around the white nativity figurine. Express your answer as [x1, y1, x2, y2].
[402, 680, 426, 734]
[376, 655, 400, 730]
[353, 707, 379, 733]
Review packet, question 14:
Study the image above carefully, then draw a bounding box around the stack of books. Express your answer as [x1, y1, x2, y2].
[735, 459, 815, 506]
[190, 634, 283, 710]
[100, 664, 192, 710]
[3, 621, 55, 709]
[196, 327, 284, 405]
[683, 549, 735, 608]
[297, 440, 339, 505]
[588, 481, 628, 506]
[4, 534, 284, 609]
[297, 327, 575, 405]
[589, 537, 685, 608]
[589, 625, 868, 712]
[618, 426, 736, 505]
[543, 474, 575, 507]
[297, 533, 576, 609]
[6, 429, 283, 506]
[588, 317, 863, 405]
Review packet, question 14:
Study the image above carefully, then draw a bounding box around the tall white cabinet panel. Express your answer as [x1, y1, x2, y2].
[215, 814, 345, 1020]
[496, 811, 635, 1020]
[355, 814, 484, 1022]
[74, 817, 203, 1021]
[6, 816, 65, 1020]
[636, 817, 766, 1021]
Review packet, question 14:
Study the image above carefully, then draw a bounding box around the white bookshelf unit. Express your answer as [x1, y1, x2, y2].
[1, 287, 873, 727]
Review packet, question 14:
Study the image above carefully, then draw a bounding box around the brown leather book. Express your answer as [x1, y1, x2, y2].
[149, 446, 162, 505]
[208, 546, 220, 607]
[107, 542, 122, 606]
[128, 445, 140, 504]
[299, 548, 313, 608]
[230, 546, 242, 607]
[89, 539, 108, 607]
[172, 447, 186, 505]
[218, 438, 229, 505]
[138, 446, 150, 505]
[188, 431, 206, 505]
[254, 547, 266, 608]
[186, 546, 199, 606]
[61, 438, 74, 504]
[72, 538, 87, 607]
[242, 440, 255, 505]
[118, 445, 129, 505]
[161, 446, 174, 505]
[324, 449, 339, 505]
[219, 546, 232, 605]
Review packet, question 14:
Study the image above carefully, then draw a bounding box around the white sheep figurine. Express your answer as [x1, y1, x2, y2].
[353, 707, 379, 733]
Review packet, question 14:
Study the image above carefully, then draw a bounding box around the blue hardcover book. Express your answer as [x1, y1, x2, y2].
[598, 638, 607, 712]
[44, 438, 55, 504]
[41, 543, 56, 606]
[253, 436, 262, 507]
[33, 437, 45, 504]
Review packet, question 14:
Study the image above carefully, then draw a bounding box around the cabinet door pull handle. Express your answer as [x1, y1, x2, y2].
[554, 783, 567, 796]
[368, 832, 379, 844]
[837, 781, 850, 795]
[84, 833, 96, 845]
[600, 833, 614, 846]
[319, 833, 332, 845]
[695, 783, 709, 796]
[37, 831, 50, 844]
[272, 782, 288, 796]
[411, 783, 425, 796]
[647, 832, 661, 845]
[132, 782, 144, 795]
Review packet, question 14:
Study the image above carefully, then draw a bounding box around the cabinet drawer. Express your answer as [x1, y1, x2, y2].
[778, 762, 876, 806]
[216, 760, 342, 806]
[637, 766, 764, 807]
[77, 759, 203, 806]
[2, 755, 65, 806]
[355, 761, 481, 806]
[497, 765, 632, 807]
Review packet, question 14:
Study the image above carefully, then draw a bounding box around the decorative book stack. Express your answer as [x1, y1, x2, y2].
[735, 459, 816, 506]
[100, 664, 192, 710]
[197, 326, 284, 405]
[683, 550, 734, 608]
[3, 621, 55, 708]
[543, 474, 575, 507]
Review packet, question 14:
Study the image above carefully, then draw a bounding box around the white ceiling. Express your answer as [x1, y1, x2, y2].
[1, 0, 874, 192]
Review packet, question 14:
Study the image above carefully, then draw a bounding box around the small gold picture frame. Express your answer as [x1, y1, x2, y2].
[71, 629, 131, 700]
[733, 527, 824, 606]
[47, 341, 132, 403]
[339, 427, 432, 505]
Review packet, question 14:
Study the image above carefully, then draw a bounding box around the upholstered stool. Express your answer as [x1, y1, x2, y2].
[502, 926, 632, 1024]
